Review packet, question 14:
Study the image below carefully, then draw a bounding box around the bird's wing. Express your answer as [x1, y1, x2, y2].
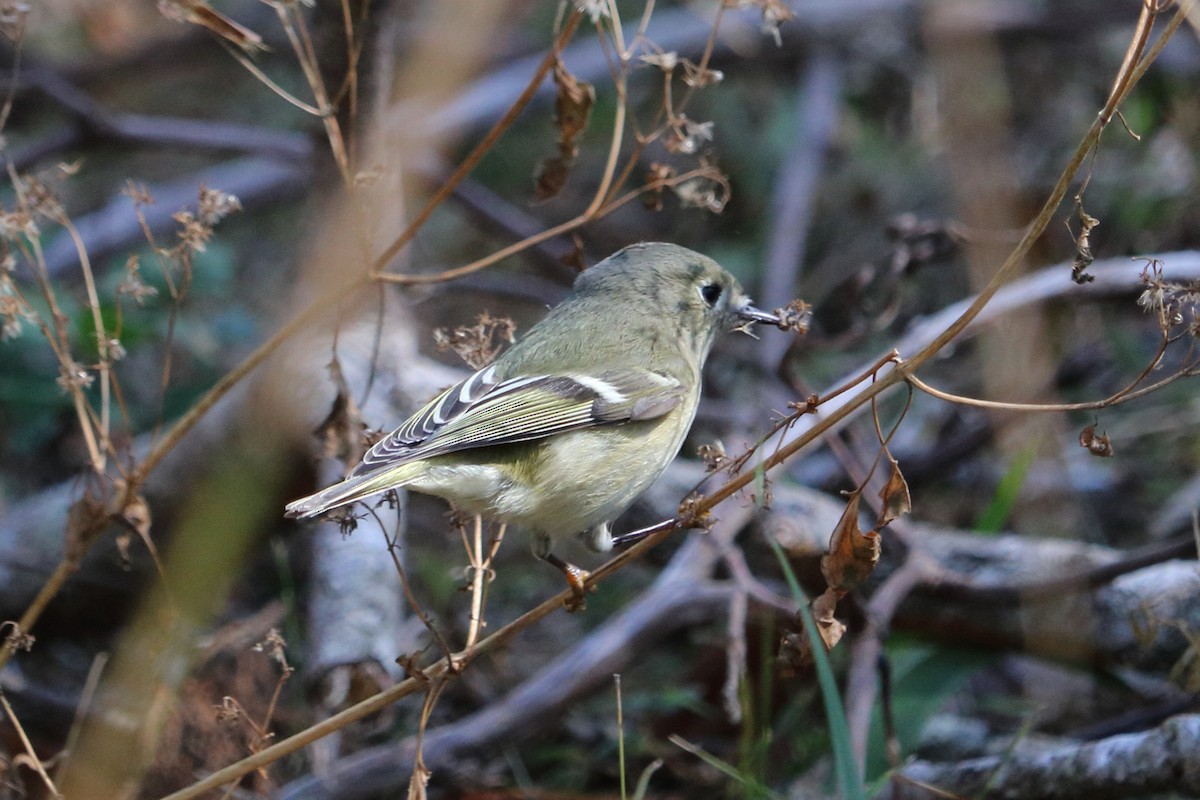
[351, 365, 686, 475]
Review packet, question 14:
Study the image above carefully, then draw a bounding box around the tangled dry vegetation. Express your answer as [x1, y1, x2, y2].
[2, 1, 1200, 799]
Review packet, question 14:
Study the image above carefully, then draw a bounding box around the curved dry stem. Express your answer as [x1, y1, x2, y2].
[373, 164, 714, 286]
[908, 362, 1200, 414]
[274, 2, 352, 185]
[221, 42, 323, 116]
[56, 211, 111, 471]
[370, 505, 457, 671]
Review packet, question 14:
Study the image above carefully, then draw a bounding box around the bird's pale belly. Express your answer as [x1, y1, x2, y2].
[407, 418, 687, 539]
[509, 424, 679, 535]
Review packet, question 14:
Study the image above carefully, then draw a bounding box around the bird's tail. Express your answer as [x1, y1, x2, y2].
[284, 466, 415, 519]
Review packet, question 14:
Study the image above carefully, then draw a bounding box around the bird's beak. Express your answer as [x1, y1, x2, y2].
[732, 299, 780, 337]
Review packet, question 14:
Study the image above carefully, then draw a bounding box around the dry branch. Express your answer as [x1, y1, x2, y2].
[39, 156, 310, 279]
[14, 67, 314, 164]
[885, 713, 1200, 800]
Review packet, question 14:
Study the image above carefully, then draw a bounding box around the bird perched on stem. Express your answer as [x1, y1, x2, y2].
[286, 242, 781, 607]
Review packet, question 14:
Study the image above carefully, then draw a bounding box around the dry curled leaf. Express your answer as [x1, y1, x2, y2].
[560, 233, 587, 273]
[810, 588, 846, 651]
[552, 62, 594, 150]
[1079, 424, 1114, 457]
[0, 3, 29, 43]
[314, 358, 366, 463]
[1070, 197, 1100, 285]
[877, 452, 911, 527]
[534, 156, 571, 201]
[821, 491, 881, 593]
[777, 590, 846, 674]
[121, 492, 152, 540]
[534, 60, 595, 201]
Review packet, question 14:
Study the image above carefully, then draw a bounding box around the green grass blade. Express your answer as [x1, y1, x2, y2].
[766, 534, 866, 800]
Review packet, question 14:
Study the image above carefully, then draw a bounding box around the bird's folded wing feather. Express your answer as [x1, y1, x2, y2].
[351, 365, 685, 475]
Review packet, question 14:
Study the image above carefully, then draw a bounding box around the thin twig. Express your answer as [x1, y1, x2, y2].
[906, 360, 1200, 414]
[370, 10, 582, 276]
[1, 689, 63, 798]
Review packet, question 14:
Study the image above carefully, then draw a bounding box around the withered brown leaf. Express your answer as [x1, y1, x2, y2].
[1070, 198, 1100, 285]
[534, 155, 571, 202]
[810, 588, 846, 651]
[877, 451, 911, 527]
[821, 491, 881, 592]
[1079, 424, 1114, 458]
[534, 59, 595, 201]
[313, 357, 366, 463]
[552, 61, 595, 154]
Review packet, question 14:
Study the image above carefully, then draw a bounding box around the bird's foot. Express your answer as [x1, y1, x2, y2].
[546, 553, 592, 613]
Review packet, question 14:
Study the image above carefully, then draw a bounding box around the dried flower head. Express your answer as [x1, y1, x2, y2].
[122, 180, 155, 207]
[772, 299, 813, 334]
[697, 441, 729, 473]
[672, 167, 730, 213]
[117, 255, 158, 305]
[665, 115, 715, 155]
[640, 51, 679, 72]
[734, 0, 795, 46]
[253, 628, 291, 670]
[434, 312, 517, 370]
[0, 206, 37, 241]
[57, 362, 94, 392]
[197, 185, 242, 226]
[643, 162, 676, 212]
[15, 172, 64, 219]
[576, 0, 609, 23]
[1137, 259, 1200, 336]
[173, 210, 212, 253]
[0, 274, 32, 341]
[1, 621, 34, 653]
[682, 59, 724, 88]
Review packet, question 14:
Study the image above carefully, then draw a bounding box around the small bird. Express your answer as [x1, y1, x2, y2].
[286, 243, 779, 603]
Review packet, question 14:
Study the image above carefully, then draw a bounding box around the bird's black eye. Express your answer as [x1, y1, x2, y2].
[700, 282, 723, 307]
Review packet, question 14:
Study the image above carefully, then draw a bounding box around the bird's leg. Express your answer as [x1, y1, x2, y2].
[532, 531, 590, 612]
[609, 521, 663, 549]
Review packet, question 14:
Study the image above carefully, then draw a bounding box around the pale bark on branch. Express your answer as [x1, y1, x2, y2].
[885, 713, 1200, 800]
